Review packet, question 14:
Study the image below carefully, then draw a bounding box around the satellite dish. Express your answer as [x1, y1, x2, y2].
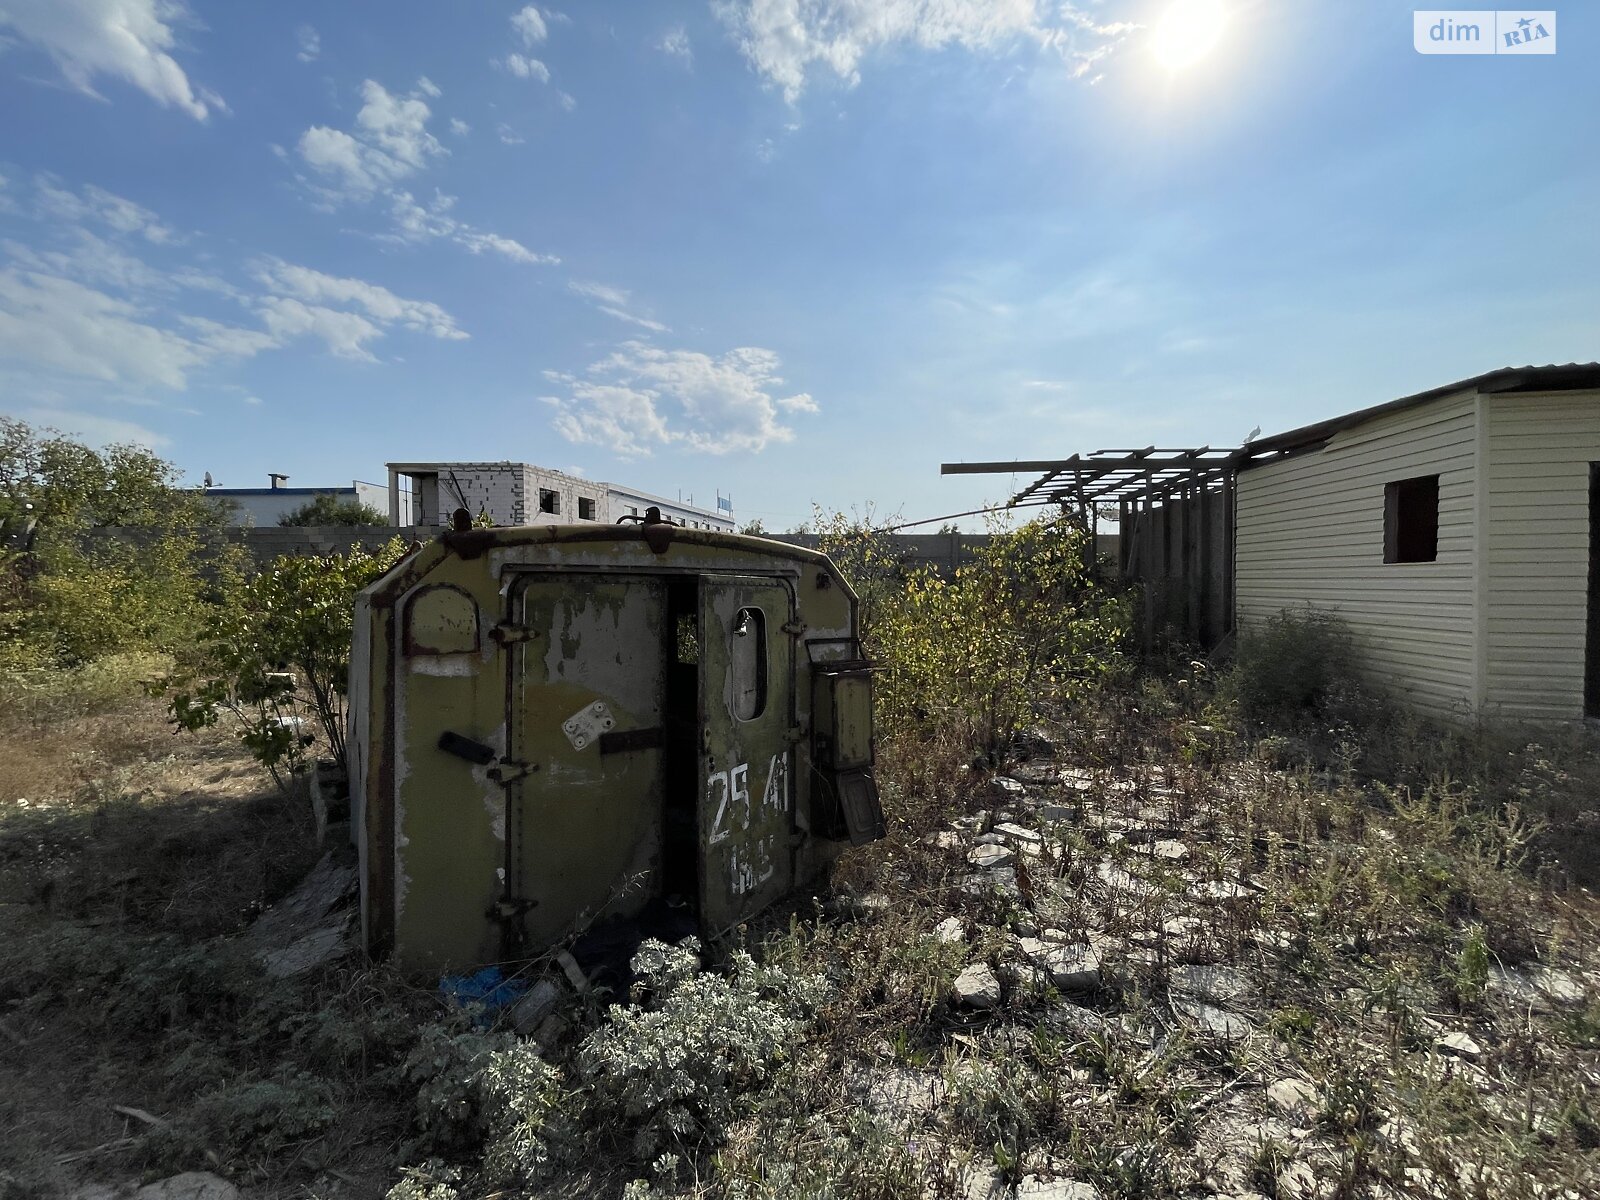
[1243, 426, 1261, 445]
[203, 471, 214, 488]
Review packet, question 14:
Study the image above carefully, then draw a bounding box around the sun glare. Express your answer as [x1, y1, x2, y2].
[1152, 0, 1227, 71]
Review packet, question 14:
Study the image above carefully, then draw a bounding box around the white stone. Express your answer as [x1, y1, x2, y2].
[1174, 998, 1256, 1040]
[1277, 1160, 1335, 1200]
[1020, 939, 1100, 992]
[1095, 862, 1159, 898]
[1266, 1078, 1322, 1123]
[1171, 964, 1258, 1005]
[969, 843, 1017, 869]
[952, 963, 1002, 1009]
[133, 1174, 241, 1200]
[994, 821, 1044, 847]
[1189, 879, 1256, 903]
[1036, 803, 1075, 823]
[1435, 1031, 1482, 1060]
[924, 830, 963, 850]
[992, 776, 1026, 796]
[935, 916, 966, 944]
[511, 977, 563, 1035]
[1151, 839, 1190, 861]
[1016, 1179, 1102, 1199]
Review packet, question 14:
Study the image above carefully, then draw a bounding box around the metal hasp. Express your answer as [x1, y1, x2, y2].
[348, 523, 882, 973]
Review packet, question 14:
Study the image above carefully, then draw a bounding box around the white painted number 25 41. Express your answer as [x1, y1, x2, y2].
[707, 752, 787, 845]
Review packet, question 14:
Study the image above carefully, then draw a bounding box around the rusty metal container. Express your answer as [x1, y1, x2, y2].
[349, 521, 884, 973]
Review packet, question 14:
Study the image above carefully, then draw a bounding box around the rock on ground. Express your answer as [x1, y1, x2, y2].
[1174, 998, 1257, 1040]
[1266, 1078, 1322, 1124]
[952, 963, 1002, 1009]
[132, 1174, 241, 1200]
[1016, 1178, 1103, 1199]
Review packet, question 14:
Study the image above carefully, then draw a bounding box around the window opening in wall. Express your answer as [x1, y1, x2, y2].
[577, 496, 596, 520]
[729, 606, 767, 720]
[1384, 474, 1439, 563]
[539, 488, 560, 515]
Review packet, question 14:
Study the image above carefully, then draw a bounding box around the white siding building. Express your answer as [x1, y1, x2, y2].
[204, 478, 389, 526]
[385, 462, 734, 533]
[1235, 364, 1600, 721]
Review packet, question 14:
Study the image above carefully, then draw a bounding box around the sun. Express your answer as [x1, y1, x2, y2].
[1152, 0, 1228, 71]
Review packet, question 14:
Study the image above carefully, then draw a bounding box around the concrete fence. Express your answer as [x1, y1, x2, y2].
[88, 526, 1127, 580]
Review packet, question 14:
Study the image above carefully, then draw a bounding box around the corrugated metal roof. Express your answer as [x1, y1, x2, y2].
[1243, 362, 1600, 459]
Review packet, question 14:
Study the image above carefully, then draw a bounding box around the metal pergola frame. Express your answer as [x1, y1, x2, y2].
[940, 446, 1241, 509]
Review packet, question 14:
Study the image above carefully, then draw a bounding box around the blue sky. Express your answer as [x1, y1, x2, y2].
[0, 1, 1595, 530]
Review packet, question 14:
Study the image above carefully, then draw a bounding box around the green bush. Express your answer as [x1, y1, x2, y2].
[170, 539, 408, 784]
[870, 516, 1127, 759]
[1221, 607, 1384, 734]
[0, 419, 239, 672]
[278, 493, 388, 526]
[578, 938, 825, 1159]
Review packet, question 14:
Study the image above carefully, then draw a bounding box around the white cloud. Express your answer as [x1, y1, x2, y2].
[546, 340, 816, 457]
[416, 75, 441, 98]
[0, 268, 207, 388]
[296, 24, 319, 63]
[511, 6, 548, 45]
[297, 79, 446, 199]
[34, 177, 176, 243]
[569, 280, 668, 332]
[253, 259, 467, 341]
[292, 82, 555, 263]
[497, 123, 525, 145]
[17, 405, 167, 447]
[256, 296, 384, 361]
[501, 52, 550, 82]
[659, 26, 692, 64]
[0, 0, 215, 119]
[457, 230, 557, 265]
[449, 117, 471, 137]
[388, 191, 558, 265]
[712, 0, 1136, 102]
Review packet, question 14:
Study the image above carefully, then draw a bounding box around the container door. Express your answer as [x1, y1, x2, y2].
[508, 574, 667, 951]
[699, 576, 795, 933]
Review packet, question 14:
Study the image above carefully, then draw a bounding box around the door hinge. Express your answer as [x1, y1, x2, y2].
[489, 622, 538, 646]
[487, 758, 538, 784]
[784, 724, 806, 744]
[781, 620, 807, 637]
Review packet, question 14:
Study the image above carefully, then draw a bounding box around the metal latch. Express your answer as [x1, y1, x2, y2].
[487, 758, 538, 784]
[782, 620, 807, 636]
[489, 622, 538, 646]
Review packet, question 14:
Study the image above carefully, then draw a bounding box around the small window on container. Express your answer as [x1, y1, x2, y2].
[577, 496, 596, 520]
[539, 488, 560, 515]
[1384, 474, 1439, 563]
[729, 607, 766, 720]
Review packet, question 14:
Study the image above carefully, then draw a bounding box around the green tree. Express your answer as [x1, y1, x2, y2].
[171, 540, 408, 785]
[738, 518, 767, 535]
[0, 419, 237, 670]
[278, 493, 388, 527]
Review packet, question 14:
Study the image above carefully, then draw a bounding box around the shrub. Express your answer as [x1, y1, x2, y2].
[0, 419, 239, 672]
[578, 938, 825, 1159]
[832, 512, 1126, 764]
[1221, 607, 1384, 734]
[170, 539, 408, 783]
[278, 493, 388, 526]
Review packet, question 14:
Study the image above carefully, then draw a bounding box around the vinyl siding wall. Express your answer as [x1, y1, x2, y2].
[1236, 390, 1479, 717]
[1481, 390, 1600, 720]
